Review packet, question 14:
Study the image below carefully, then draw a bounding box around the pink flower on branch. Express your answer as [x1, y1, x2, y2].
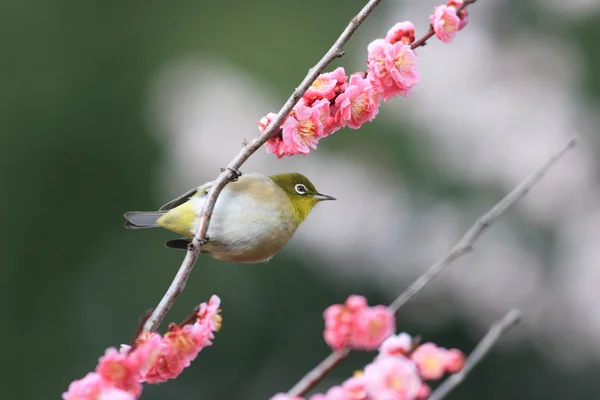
[334, 73, 381, 130]
[304, 67, 348, 102]
[385, 21, 416, 45]
[445, 348, 466, 373]
[379, 332, 413, 358]
[281, 103, 325, 155]
[323, 295, 395, 351]
[429, 5, 460, 43]
[98, 388, 137, 400]
[364, 356, 422, 400]
[63, 296, 221, 400]
[447, 0, 470, 30]
[352, 305, 396, 351]
[367, 39, 420, 100]
[411, 342, 448, 380]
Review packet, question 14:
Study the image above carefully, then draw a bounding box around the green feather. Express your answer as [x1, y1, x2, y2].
[269, 173, 321, 226]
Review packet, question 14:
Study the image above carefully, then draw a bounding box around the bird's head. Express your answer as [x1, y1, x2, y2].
[270, 172, 336, 225]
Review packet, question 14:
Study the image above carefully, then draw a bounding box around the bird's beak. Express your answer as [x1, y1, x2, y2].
[313, 193, 336, 201]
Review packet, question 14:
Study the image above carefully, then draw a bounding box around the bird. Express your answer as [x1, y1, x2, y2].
[123, 172, 335, 263]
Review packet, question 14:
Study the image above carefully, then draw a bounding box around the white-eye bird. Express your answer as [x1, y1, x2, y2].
[123, 172, 335, 263]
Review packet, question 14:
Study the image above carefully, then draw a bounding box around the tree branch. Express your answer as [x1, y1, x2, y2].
[287, 136, 578, 397]
[142, 0, 384, 333]
[428, 309, 522, 400]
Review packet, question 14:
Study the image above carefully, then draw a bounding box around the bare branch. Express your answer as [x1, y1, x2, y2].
[287, 136, 578, 397]
[388, 136, 577, 313]
[288, 350, 350, 396]
[142, 0, 384, 333]
[428, 309, 522, 400]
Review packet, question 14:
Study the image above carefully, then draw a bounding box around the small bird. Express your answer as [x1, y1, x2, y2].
[124, 172, 335, 263]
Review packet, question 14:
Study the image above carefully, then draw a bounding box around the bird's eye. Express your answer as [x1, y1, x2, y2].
[294, 184, 307, 194]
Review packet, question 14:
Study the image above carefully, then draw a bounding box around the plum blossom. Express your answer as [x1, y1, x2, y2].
[304, 67, 348, 102]
[379, 333, 413, 358]
[281, 103, 324, 155]
[367, 39, 420, 100]
[63, 296, 222, 400]
[364, 356, 422, 400]
[411, 343, 448, 380]
[445, 348, 466, 373]
[334, 73, 381, 130]
[385, 21, 416, 45]
[447, 0, 469, 30]
[323, 295, 395, 351]
[351, 305, 396, 351]
[429, 5, 460, 43]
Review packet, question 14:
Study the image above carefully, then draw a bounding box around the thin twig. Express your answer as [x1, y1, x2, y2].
[142, 0, 384, 333]
[388, 137, 577, 313]
[287, 137, 578, 397]
[428, 309, 522, 400]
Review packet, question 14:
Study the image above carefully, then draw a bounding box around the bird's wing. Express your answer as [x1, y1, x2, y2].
[159, 181, 213, 211]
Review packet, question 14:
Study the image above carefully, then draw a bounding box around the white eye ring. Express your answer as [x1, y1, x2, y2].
[295, 184, 307, 194]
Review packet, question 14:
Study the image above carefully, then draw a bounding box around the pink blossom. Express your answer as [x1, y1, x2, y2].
[96, 348, 142, 397]
[445, 348, 466, 373]
[447, 0, 469, 30]
[260, 113, 299, 159]
[385, 21, 416, 45]
[323, 304, 353, 351]
[281, 103, 324, 155]
[411, 343, 448, 380]
[334, 73, 381, 130]
[63, 372, 110, 400]
[127, 332, 161, 378]
[345, 295, 368, 312]
[417, 383, 431, 399]
[139, 295, 222, 384]
[270, 394, 302, 400]
[342, 374, 368, 400]
[197, 294, 222, 334]
[98, 388, 136, 400]
[310, 98, 339, 138]
[304, 67, 348, 102]
[429, 5, 460, 43]
[258, 112, 280, 133]
[351, 305, 395, 350]
[379, 333, 413, 358]
[367, 39, 420, 100]
[265, 136, 298, 159]
[364, 356, 422, 400]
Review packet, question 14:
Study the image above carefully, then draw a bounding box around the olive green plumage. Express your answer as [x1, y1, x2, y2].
[124, 172, 335, 263]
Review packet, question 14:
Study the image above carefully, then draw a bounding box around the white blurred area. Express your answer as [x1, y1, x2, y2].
[146, 0, 600, 366]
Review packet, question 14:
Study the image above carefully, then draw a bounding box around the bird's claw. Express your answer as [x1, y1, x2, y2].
[188, 235, 209, 250]
[198, 235, 210, 246]
[220, 167, 242, 182]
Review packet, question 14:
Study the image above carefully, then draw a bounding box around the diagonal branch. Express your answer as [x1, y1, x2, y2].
[428, 309, 522, 400]
[287, 137, 578, 397]
[142, 0, 384, 333]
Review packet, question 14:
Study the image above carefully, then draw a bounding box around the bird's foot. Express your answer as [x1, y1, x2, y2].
[221, 167, 242, 182]
[199, 235, 210, 246]
[187, 235, 209, 251]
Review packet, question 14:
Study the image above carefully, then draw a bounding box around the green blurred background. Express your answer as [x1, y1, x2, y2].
[2, 0, 600, 399]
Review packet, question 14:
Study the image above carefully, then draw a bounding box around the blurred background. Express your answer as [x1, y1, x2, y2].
[2, 0, 600, 398]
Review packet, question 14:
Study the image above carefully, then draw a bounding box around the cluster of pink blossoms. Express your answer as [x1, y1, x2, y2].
[323, 295, 395, 351]
[62, 295, 222, 400]
[272, 332, 466, 400]
[260, 0, 469, 158]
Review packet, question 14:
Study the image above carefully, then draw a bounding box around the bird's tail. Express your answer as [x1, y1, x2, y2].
[123, 211, 165, 229]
